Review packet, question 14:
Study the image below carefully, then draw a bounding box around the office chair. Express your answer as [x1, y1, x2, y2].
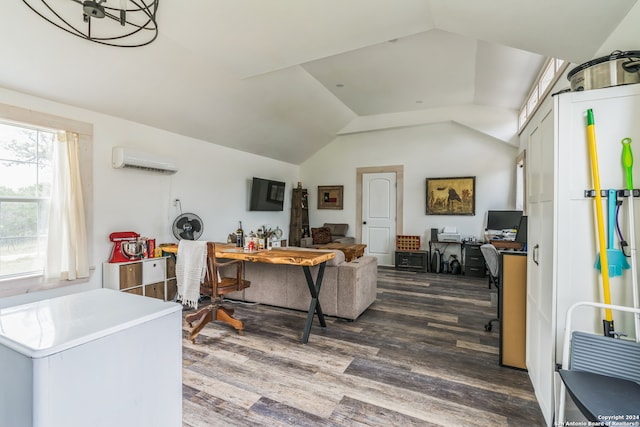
[480, 243, 500, 332]
[557, 302, 640, 424]
[184, 242, 251, 343]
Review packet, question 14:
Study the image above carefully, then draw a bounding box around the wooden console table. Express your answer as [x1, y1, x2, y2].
[311, 242, 366, 262]
[165, 244, 335, 343]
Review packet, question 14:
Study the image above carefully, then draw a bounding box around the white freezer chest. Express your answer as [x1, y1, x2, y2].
[0, 288, 182, 427]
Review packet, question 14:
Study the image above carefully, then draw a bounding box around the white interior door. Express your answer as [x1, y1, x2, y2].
[362, 172, 396, 266]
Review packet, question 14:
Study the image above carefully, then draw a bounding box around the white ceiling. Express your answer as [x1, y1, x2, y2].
[0, 0, 637, 164]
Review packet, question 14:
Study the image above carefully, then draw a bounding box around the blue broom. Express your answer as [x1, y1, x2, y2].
[595, 189, 630, 276]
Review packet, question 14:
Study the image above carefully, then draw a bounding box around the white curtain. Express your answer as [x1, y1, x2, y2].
[45, 131, 89, 280]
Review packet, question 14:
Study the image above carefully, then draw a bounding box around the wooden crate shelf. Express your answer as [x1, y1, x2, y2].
[396, 235, 420, 251]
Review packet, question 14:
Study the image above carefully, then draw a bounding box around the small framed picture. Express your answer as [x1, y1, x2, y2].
[318, 185, 343, 210]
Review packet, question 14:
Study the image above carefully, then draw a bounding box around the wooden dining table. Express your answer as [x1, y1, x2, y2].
[163, 243, 335, 343]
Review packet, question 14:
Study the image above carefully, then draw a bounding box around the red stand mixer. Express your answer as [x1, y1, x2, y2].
[109, 232, 144, 263]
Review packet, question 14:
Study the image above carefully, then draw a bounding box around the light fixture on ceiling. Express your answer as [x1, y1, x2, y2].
[22, 0, 159, 48]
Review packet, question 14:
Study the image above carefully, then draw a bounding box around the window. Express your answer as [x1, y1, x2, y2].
[0, 103, 93, 296]
[518, 107, 527, 130]
[518, 57, 570, 132]
[0, 122, 54, 279]
[526, 86, 539, 116]
[538, 60, 555, 97]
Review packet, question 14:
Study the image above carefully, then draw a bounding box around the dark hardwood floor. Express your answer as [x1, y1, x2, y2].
[181, 267, 546, 426]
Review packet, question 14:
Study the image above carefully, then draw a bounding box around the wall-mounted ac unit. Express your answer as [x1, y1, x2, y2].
[112, 146, 178, 174]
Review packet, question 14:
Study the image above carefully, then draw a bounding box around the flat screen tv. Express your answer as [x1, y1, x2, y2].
[250, 177, 285, 211]
[486, 210, 523, 230]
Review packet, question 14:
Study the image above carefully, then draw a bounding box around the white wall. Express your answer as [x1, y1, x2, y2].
[300, 121, 518, 247]
[0, 89, 519, 304]
[0, 87, 298, 304]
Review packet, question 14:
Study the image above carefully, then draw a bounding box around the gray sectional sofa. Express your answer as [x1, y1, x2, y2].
[224, 248, 377, 320]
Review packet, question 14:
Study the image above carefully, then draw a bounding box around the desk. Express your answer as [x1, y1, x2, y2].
[164, 244, 335, 344]
[499, 251, 527, 369]
[491, 239, 525, 250]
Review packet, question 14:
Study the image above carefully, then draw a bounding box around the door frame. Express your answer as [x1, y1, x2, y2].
[356, 165, 404, 244]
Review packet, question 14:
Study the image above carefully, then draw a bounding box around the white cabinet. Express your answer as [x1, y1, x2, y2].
[103, 257, 177, 301]
[0, 289, 182, 427]
[522, 83, 640, 425]
[524, 98, 557, 426]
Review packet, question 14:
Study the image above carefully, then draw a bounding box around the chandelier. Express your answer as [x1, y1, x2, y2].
[22, 0, 159, 48]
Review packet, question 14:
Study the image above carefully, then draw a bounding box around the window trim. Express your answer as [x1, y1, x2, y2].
[518, 57, 569, 134]
[0, 103, 94, 297]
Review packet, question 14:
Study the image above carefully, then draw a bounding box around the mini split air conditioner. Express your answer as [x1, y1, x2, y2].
[112, 146, 178, 174]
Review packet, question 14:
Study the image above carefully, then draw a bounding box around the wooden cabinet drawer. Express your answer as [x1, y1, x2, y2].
[466, 254, 485, 267]
[166, 279, 177, 301]
[464, 243, 486, 277]
[119, 263, 142, 289]
[145, 282, 165, 300]
[103, 257, 169, 300]
[465, 265, 486, 278]
[166, 256, 176, 280]
[465, 244, 482, 256]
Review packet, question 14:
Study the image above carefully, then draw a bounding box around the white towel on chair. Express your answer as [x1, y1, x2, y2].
[175, 240, 207, 309]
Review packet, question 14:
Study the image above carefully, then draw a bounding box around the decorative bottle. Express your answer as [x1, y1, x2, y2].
[236, 221, 244, 247]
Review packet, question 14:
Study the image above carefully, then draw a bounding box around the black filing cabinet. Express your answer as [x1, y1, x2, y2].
[464, 243, 486, 278]
[395, 250, 428, 273]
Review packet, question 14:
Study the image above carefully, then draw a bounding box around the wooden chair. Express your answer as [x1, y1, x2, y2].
[184, 242, 251, 343]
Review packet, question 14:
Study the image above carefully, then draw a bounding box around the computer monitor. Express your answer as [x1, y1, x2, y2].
[486, 210, 523, 231]
[515, 216, 528, 245]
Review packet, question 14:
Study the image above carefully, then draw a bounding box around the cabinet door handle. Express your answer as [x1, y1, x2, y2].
[533, 244, 539, 265]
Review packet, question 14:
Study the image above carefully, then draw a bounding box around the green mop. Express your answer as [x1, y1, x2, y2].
[622, 138, 640, 341]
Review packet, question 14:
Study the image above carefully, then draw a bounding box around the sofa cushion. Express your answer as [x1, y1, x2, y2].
[312, 227, 332, 244]
[324, 223, 348, 237]
[333, 236, 356, 244]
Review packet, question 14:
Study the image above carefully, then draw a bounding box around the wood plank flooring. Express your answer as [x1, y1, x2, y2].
[181, 268, 546, 426]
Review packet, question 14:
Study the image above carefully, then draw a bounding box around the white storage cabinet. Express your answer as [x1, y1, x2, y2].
[103, 256, 176, 301]
[522, 83, 640, 425]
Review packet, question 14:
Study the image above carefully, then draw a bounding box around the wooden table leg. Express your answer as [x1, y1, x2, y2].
[301, 262, 326, 343]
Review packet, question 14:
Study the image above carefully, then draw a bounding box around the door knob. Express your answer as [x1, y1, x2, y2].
[363, 221, 367, 224]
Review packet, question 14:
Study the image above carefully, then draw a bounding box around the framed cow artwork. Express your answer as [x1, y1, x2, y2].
[426, 176, 475, 215]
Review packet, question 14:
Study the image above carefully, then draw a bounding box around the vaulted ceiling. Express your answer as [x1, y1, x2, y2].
[0, 1, 637, 164]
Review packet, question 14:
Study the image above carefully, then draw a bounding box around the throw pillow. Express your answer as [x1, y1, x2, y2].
[311, 227, 332, 244]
